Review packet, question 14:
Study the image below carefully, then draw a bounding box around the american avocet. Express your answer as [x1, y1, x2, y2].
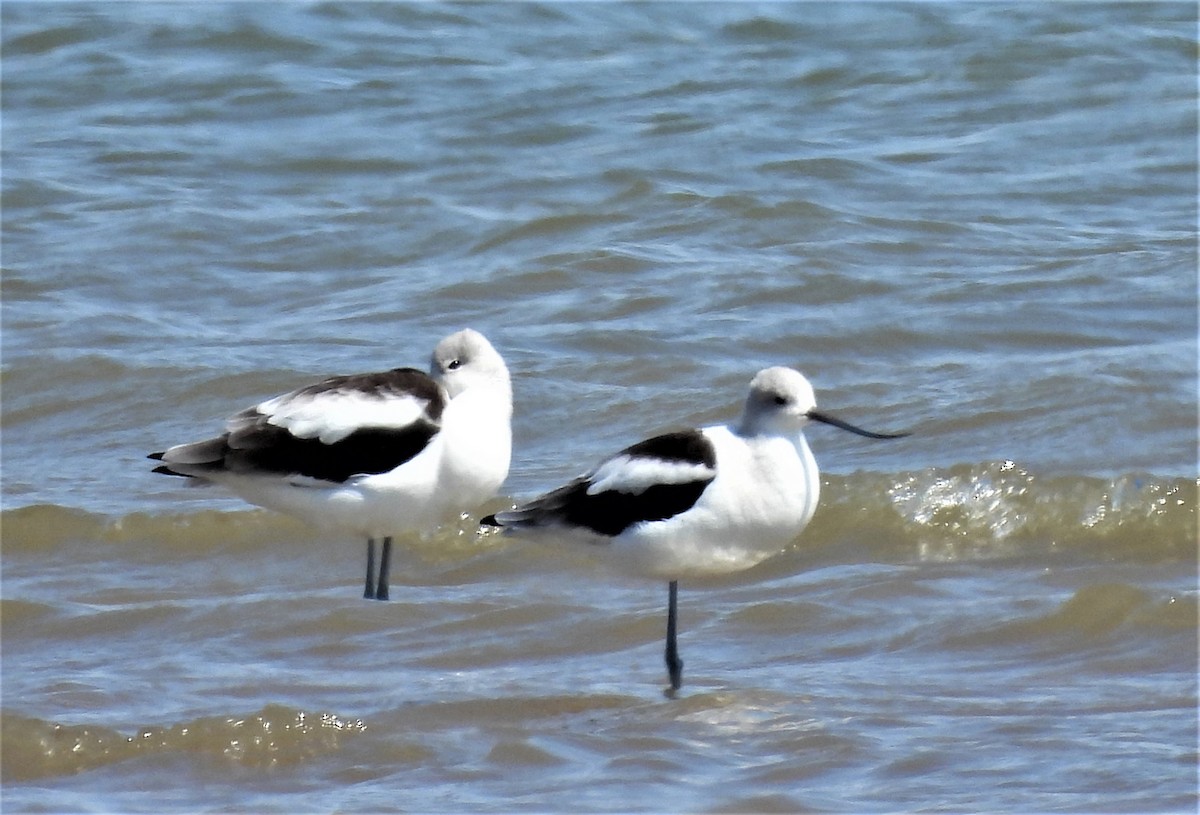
[483, 367, 906, 690]
[151, 328, 512, 600]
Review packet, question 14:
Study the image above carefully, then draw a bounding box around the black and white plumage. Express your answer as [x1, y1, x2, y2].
[151, 328, 512, 600]
[483, 367, 907, 690]
[492, 432, 718, 538]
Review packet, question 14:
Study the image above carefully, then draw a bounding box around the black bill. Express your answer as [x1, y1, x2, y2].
[807, 409, 910, 440]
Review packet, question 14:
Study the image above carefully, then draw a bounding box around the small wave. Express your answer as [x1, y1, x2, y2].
[0, 704, 364, 783]
[807, 462, 1195, 564]
[0, 504, 319, 554]
[0, 501, 512, 570]
[3, 464, 1193, 567]
[947, 583, 1198, 651]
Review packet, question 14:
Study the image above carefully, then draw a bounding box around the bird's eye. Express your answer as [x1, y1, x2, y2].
[772, 394, 788, 406]
[447, 358, 463, 371]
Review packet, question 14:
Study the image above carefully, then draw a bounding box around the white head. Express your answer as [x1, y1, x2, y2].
[739, 367, 818, 436]
[738, 366, 909, 441]
[430, 329, 512, 401]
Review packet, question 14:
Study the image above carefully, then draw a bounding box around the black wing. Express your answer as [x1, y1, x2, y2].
[151, 367, 445, 483]
[485, 431, 717, 537]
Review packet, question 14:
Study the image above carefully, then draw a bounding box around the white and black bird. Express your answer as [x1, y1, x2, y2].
[151, 328, 512, 600]
[483, 367, 907, 690]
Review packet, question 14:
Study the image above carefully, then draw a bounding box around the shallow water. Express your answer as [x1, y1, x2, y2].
[2, 3, 1197, 812]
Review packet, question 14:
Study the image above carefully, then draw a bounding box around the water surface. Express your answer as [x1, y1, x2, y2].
[2, 3, 1196, 812]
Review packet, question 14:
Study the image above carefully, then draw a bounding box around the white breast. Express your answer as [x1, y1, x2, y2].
[604, 425, 821, 579]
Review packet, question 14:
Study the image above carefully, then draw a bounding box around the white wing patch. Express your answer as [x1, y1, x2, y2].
[586, 454, 716, 497]
[255, 389, 433, 444]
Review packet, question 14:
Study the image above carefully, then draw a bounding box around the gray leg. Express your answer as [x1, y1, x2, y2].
[376, 537, 392, 601]
[364, 538, 376, 599]
[665, 580, 683, 690]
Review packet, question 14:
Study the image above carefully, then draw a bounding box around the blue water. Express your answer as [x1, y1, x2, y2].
[2, 3, 1196, 812]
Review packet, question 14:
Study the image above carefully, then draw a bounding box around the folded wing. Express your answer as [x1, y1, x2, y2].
[151, 368, 445, 484]
[486, 430, 718, 537]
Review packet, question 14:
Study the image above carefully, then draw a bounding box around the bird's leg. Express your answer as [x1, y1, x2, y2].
[665, 580, 683, 691]
[375, 536, 392, 601]
[364, 539, 376, 599]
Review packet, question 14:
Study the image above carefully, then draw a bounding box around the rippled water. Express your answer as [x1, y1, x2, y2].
[2, 3, 1197, 812]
